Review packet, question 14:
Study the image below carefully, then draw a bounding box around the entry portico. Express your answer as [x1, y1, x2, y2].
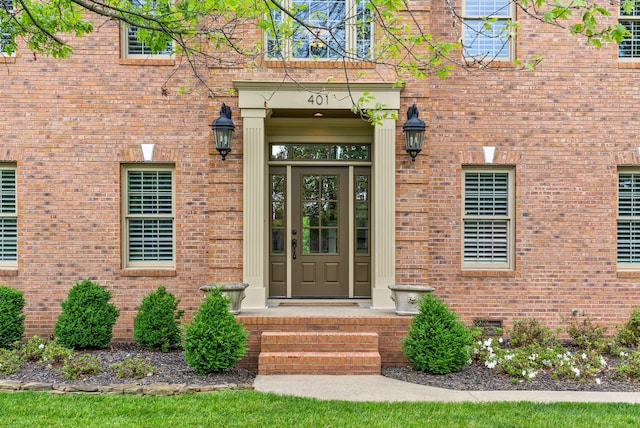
[234, 81, 401, 309]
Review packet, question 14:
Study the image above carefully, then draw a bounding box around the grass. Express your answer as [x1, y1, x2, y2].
[1, 391, 640, 427]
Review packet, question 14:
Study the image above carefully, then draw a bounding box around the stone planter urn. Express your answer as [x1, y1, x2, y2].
[199, 283, 249, 315]
[388, 285, 435, 315]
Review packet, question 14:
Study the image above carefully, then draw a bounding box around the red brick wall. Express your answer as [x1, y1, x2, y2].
[1, 5, 639, 342]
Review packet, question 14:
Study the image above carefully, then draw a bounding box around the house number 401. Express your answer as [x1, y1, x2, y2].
[307, 94, 329, 105]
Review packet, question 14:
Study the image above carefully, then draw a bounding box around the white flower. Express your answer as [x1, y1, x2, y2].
[572, 367, 581, 377]
[485, 360, 497, 369]
[600, 356, 607, 367]
[504, 354, 513, 361]
[596, 378, 601, 385]
[38, 343, 45, 349]
[528, 370, 537, 379]
[581, 353, 587, 360]
[529, 353, 538, 362]
[484, 338, 493, 347]
[498, 338, 503, 344]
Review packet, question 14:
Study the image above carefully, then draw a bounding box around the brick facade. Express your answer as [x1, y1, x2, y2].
[1, 5, 640, 342]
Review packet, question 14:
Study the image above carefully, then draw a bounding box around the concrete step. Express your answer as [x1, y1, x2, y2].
[257, 331, 381, 375]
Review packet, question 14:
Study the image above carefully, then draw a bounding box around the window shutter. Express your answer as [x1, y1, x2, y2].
[127, 169, 173, 263]
[0, 169, 16, 261]
[463, 172, 510, 265]
[618, 173, 640, 263]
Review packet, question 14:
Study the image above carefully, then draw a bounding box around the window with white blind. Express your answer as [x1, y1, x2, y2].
[462, 0, 513, 60]
[266, 0, 372, 60]
[121, 0, 172, 58]
[463, 168, 514, 270]
[0, 165, 17, 266]
[122, 165, 175, 268]
[617, 171, 640, 268]
[619, 1, 640, 58]
[0, 0, 15, 56]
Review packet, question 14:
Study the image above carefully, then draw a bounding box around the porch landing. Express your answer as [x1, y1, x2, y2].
[236, 303, 413, 374]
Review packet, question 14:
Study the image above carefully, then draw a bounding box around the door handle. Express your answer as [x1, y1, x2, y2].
[292, 238, 297, 260]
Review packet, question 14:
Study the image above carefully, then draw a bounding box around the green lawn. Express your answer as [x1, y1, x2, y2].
[1, 391, 639, 427]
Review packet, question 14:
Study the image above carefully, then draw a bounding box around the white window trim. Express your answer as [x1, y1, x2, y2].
[0, 0, 16, 57]
[0, 163, 17, 268]
[121, 164, 176, 269]
[120, 23, 174, 59]
[461, 167, 515, 271]
[619, 5, 640, 60]
[461, 0, 514, 61]
[265, 0, 373, 61]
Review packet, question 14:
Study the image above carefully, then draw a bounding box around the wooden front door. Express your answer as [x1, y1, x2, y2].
[291, 167, 349, 297]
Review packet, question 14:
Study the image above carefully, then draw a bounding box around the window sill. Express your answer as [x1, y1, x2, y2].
[617, 271, 640, 278]
[461, 270, 515, 278]
[263, 60, 375, 69]
[0, 268, 18, 276]
[617, 61, 640, 69]
[120, 269, 177, 277]
[119, 58, 175, 66]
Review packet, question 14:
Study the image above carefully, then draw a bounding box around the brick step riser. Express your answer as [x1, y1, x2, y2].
[258, 352, 382, 375]
[260, 332, 379, 353]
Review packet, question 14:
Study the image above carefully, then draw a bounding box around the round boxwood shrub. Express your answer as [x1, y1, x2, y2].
[134, 286, 184, 352]
[54, 279, 120, 349]
[0, 285, 25, 349]
[402, 293, 472, 374]
[182, 287, 247, 374]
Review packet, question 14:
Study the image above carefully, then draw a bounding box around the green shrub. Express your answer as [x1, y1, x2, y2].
[614, 307, 640, 348]
[0, 285, 25, 349]
[564, 316, 609, 352]
[182, 287, 247, 375]
[41, 340, 74, 366]
[0, 348, 22, 374]
[133, 286, 184, 352]
[54, 279, 120, 349]
[61, 354, 102, 380]
[509, 318, 558, 348]
[615, 349, 640, 380]
[402, 294, 472, 374]
[19, 335, 49, 362]
[109, 356, 155, 379]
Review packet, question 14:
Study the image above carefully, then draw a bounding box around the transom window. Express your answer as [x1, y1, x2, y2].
[462, 0, 513, 60]
[121, 0, 172, 58]
[619, 0, 640, 58]
[266, 0, 372, 60]
[122, 165, 175, 268]
[0, 165, 17, 266]
[270, 144, 370, 161]
[0, 0, 15, 56]
[462, 168, 514, 270]
[617, 171, 640, 267]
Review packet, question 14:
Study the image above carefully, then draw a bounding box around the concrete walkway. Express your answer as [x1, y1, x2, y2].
[253, 375, 640, 403]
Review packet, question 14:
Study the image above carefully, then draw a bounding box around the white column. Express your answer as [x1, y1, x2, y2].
[371, 115, 396, 309]
[241, 109, 268, 308]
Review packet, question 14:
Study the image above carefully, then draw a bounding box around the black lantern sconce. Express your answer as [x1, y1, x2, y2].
[211, 103, 235, 161]
[403, 104, 426, 161]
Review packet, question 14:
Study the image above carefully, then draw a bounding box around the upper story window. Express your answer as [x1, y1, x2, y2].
[266, 0, 372, 60]
[122, 165, 175, 269]
[0, 165, 17, 266]
[617, 171, 640, 268]
[619, 0, 640, 58]
[462, 0, 513, 61]
[121, 0, 173, 58]
[462, 168, 514, 270]
[0, 0, 15, 56]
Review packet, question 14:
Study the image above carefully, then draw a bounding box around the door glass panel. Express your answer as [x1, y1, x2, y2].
[302, 174, 339, 254]
[271, 173, 285, 254]
[271, 144, 370, 161]
[355, 175, 369, 255]
[322, 202, 338, 226]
